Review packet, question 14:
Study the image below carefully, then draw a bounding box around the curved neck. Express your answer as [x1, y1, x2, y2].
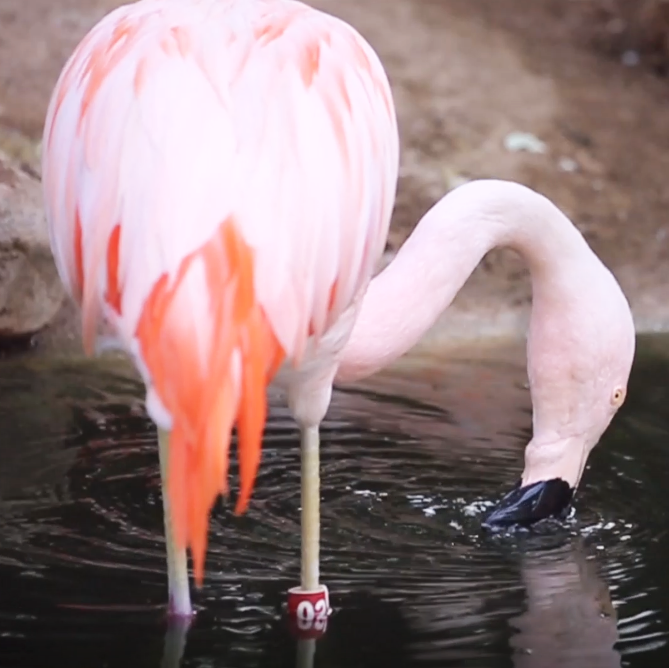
[335, 180, 600, 383]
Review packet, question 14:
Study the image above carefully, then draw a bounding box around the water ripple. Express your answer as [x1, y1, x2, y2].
[0, 348, 667, 667]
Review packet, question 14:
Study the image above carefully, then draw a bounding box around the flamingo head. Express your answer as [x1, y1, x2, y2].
[483, 270, 636, 529]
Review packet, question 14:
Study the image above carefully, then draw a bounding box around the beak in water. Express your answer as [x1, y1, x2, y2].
[482, 478, 575, 528]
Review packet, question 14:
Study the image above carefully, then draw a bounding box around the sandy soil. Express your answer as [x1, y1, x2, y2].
[0, 0, 667, 354]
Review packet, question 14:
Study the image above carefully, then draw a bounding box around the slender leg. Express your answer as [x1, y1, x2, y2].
[300, 425, 320, 590]
[157, 428, 192, 617]
[296, 638, 316, 668]
[161, 616, 191, 668]
[286, 422, 330, 631]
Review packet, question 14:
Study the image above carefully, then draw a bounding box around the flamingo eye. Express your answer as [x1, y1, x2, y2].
[611, 387, 625, 406]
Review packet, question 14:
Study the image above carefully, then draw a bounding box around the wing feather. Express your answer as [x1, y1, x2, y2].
[45, 0, 398, 362]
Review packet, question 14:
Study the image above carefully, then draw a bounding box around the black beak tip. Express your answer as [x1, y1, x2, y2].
[482, 478, 574, 529]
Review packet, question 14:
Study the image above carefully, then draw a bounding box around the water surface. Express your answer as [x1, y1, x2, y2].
[0, 335, 668, 668]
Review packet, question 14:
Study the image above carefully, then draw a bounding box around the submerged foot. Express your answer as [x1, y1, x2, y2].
[163, 613, 192, 668]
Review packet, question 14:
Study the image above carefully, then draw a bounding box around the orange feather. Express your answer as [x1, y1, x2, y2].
[135, 218, 285, 584]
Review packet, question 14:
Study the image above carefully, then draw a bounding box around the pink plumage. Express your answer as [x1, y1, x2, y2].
[42, 0, 399, 610]
[42, 0, 635, 624]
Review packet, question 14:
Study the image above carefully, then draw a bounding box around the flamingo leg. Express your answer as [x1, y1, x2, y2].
[300, 425, 321, 590]
[296, 638, 316, 668]
[161, 616, 191, 668]
[157, 428, 192, 617]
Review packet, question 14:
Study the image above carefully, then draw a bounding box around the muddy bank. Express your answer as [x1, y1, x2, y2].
[0, 0, 667, 359]
[577, 0, 669, 76]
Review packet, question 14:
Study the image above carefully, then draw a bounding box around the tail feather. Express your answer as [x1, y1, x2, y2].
[135, 217, 285, 585]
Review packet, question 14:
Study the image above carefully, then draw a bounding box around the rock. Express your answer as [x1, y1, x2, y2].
[0, 149, 64, 339]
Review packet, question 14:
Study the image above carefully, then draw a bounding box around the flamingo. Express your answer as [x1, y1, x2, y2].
[41, 0, 636, 621]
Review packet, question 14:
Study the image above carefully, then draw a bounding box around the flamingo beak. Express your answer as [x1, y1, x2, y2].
[481, 478, 574, 528]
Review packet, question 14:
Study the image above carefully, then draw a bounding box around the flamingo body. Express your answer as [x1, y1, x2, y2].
[42, 0, 635, 623]
[43, 0, 398, 595]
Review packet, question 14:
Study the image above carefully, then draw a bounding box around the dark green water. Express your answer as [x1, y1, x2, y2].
[0, 335, 668, 668]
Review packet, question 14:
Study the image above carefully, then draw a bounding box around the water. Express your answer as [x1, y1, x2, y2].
[0, 335, 668, 668]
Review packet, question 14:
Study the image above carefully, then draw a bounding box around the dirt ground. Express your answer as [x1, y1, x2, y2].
[0, 0, 667, 352]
